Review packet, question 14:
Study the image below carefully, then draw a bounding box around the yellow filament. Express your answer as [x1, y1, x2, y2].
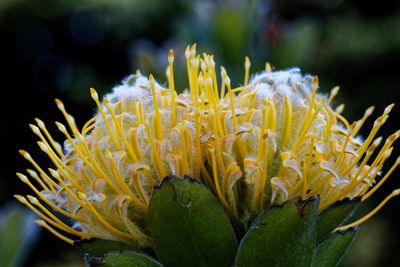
[282, 96, 292, 147]
[149, 75, 164, 140]
[103, 99, 139, 163]
[16, 173, 77, 219]
[105, 151, 146, 211]
[335, 189, 400, 232]
[18, 150, 59, 190]
[35, 220, 74, 244]
[78, 192, 131, 240]
[26, 195, 91, 238]
[209, 148, 230, 210]
[168, 50, 177, 127]
[145, 120, 166, 180]
[225, 77, 238, 131]
[34, 118, 64, 158]
[362, 157, 400, 201]
[90, 89, 122, 151]
[244, 56, 251, 86]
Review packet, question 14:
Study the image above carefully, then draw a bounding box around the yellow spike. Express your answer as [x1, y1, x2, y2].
[225, 76, 238, 131]
[265, 62, 272, 72]
[362, 156, 400, 201]
[144, 120, 166, 180]
[335, 189, 400, 232]
[220, 66, 227, 99]
[149, 75, 164, 140]
[16, 173, 78, 219]
[244, 56, 251, 86]
[168, 50, 177, 127]
[105, 150, 146, 211]
[35, 118, 64, 158]
[26, 195, 91, 238]
[352, 106, 375, 137]
[208, 147, 230, 210]
[78, 192, 131, 240]
[90, 88, 122, 151]
[266, 99, 277, 132]
[103, 99, 139, 163]
[26, 169, 50, 191]
[18, 150, 59, 190]
[131, 168, 150, 205]
[282, 96, 292, 147]
[35, 220, 74, 244]
[328, 86, 340, 103]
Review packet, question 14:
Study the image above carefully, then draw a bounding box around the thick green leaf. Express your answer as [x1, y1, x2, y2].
[85, 250, 162, 267]
[74, 238, 137, 257]
[312, 228, 358, 267]
[317, 197, 360, 242]
[235, 197, 319, 267]
[149, 175, 238, 267]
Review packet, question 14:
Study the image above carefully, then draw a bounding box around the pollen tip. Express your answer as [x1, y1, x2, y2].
[55, 98, 64, 109]
[245, 56, 251, 67]
[392, 188, 400, 196]
[37, 141, 48, 151]
[384, 103, 395, 114]
[55, 122, 67, 133]
[90, 88, 99, 100]
[184, 46, 190, 59]
[35, 118, 45, 128]
[19, 150, 31, 160]
[14, 195, 27, 204]
[168, 49, 174, 62]
[16, 173, 29, 183]
[35, 220, 46, 227]
[27, 195, 39, 204]
[29, 124, 40, 134]
[78, 192, 87, 200]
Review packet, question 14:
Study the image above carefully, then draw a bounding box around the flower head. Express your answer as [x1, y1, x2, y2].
[16, 45, 399, 246]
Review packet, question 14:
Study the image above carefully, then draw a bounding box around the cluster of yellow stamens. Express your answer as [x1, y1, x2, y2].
[16, 45, 399, 246]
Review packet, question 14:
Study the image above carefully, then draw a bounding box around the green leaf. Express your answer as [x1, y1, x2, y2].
[317, 197, 360, 242]
[86, 250, 163, 267]
[235, 197, 319, 267]
[74, 238, 137, 257]
[149, 175, 238, 267]
[312, 228, 358, 267]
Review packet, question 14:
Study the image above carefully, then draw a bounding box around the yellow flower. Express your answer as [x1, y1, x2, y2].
[16, 45, 399, 247]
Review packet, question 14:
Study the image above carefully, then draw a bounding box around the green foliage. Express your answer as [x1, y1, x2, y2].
[0, 206, 38, 267]
[235, 197, 319, 267]
[77, 177, 361, 267]
[312, 228, 359, 267]
[317, 197, 360, 242]
[148, 175, 238, 267]
[86, 250, 162, 267]
[74, 238, 138, 257]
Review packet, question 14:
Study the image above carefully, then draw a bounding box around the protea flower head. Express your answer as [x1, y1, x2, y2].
[16, 45, 399, 249]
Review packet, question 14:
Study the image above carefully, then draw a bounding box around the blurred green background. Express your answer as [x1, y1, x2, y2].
[2, 0, 399, 266]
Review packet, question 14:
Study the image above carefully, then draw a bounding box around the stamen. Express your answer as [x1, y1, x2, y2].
[168, 50, 177, 127]
[35, 220, 74, 244]
[90, 88, 122, 151]
[265, 62, 272, 72]
[282, 96, 292, 147]
[149, 75, 164, 140]
[244, 56, 251, 86]
[328, 86, 340, 103]
[34, 118, 64, 158]
[335, 189, 400, 232]
[362, 156, 400, 201]
[224, 76, 238, 131]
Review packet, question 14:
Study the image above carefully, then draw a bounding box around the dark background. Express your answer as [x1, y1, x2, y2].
[1, 0, 399, 266]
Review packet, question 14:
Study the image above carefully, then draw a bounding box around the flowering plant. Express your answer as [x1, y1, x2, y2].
[17, 45, 399, 266]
